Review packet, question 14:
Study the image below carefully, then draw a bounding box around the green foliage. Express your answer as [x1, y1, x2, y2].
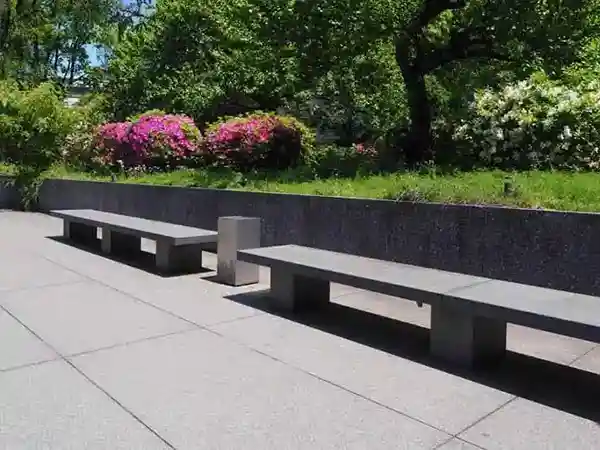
[126, 109, 167, 122]
[59, 92, 111, 172]
[452, 76, 600, 170]
[0, 81, 80, 168]
[308, 144, 381, 178]
[104, 0, 265, 122]
[32, 163, 600, 213]
[104, 0, 410, 141]
[4, 0, 600, 180]
[285, 42, 409, 144]
[0, 80, 81, 208]
[392, 0, 600, 164]
[0, 0, 120, 86]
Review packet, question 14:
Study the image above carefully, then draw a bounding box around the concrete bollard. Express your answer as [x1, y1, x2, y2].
[217, 216, 261, 286]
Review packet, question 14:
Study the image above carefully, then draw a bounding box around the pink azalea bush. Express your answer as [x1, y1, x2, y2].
[202, 113, 315, 170]
[93, 113, 201, 169]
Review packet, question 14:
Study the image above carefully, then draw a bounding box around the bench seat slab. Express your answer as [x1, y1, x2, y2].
[64, 220, 97, 245]
[101, 229, 141, 256]
[271, 267, 330, 311]
[430, 303, 507, 367]
[156, 240, 203, 274]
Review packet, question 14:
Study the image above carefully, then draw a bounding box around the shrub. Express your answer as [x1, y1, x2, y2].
[202, 113, 315, 170]
[93, 113, 201, 169]
[452, 76, 600, 170]
[0, 81, 80, 169]
[126, 109, 167, 122]
[309, 143, 380, 177]
[61, 94, 111, 171]
[0, 81, 81, 208]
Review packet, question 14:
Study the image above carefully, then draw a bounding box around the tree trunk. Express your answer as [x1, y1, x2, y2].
[395, 39, 433, 166]
[402, 68, 432, 165]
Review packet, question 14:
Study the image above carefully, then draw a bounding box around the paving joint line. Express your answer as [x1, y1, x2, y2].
[36, 253, 262, 332]
[0, 356, 62, 374]
[0, 302, 178, 450]
[0, 279, 86, 296]
[36, 253, 456, 433]
[33, 247, 538, 440]
[567, 342, 599, 367]
[218, 333, 454, 436]
[449, 395, 518, 440]
[64, 328, 198, 360]
[205, 311, 265, 328]
[432, 436, 487, 450]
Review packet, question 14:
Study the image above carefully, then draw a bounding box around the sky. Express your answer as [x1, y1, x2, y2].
[87, 0, 153, 67]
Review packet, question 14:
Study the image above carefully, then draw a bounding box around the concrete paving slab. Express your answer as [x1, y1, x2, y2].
[118, 277, 264, 327]
[437, 438, 484, 449]
[37, 237, 168, 293]
[0, 309, 57, 371]
[0, 252, 82, 292]
[71, 330, 449, 450]
[0, 281, 193, 356]
[211, 314, 512, 434]
[0, 360, 169, 449]
[507, 325, 596, 365]
[460, 398, 600, 450]
[1, 210, 597, 449]
[572, 346, 600, 374]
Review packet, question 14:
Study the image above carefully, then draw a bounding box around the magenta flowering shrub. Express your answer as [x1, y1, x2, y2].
[202, 113, 315, 170]
[93, 113, 201, 169]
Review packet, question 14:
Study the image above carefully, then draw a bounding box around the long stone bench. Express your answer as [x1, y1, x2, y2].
[52, 210, 261, 283]
[238, 244, 600, 367]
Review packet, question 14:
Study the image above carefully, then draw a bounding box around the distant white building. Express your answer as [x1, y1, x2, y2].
[64, 86, 92, 107]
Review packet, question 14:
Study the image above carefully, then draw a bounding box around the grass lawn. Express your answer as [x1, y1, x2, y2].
[2, 163, 600, 212]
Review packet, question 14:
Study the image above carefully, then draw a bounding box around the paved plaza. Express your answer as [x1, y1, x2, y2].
[0, 210, 598, 449]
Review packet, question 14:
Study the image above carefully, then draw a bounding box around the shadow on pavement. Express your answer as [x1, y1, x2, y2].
[227, 288, 600, 424]
[46, 235, 213, 278]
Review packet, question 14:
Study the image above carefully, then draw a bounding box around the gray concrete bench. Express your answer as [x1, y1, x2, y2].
[51, 210, 262, 284]
[238, 245, 600, 367]
[52, 209, 218, 273]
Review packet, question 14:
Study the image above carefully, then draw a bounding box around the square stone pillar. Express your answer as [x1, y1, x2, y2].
[156, 240, 204, 274]
[217, 216, 261, 286]
[430, 302, 507, 367]
[64, 220, 97, 245]
[101, 228, 141, 256]
[270, 267, 330, 312]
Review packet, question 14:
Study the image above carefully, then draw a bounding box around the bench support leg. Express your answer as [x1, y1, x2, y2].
[270, 267, 330, 312]
[101, 229, 141, 256]
[156, 241, 203, 274]
[217, 216, 261, 286]
[64, 220, 97, 245]
[430, 303, 507, 367]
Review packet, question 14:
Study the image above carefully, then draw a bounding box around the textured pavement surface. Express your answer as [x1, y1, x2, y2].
[0, 210, 598, 449]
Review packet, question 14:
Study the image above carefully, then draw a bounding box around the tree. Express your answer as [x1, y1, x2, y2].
[260, 0, 599, 164]
[393, 0, 600, 164]
[105, 0, 306, 122]
[0, 0, 118, 86]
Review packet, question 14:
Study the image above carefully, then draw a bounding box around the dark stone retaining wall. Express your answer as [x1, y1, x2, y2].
[0, 176, 18, 209]
[36, 178, 600, 296]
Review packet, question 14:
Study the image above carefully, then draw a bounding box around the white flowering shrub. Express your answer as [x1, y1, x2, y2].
[452, 78, 600, 170]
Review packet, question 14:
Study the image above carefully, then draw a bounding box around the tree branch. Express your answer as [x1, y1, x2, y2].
[409, 0, 467, 34]
[422, 28, 512, 73]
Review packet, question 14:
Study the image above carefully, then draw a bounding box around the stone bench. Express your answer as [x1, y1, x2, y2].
[238, 245, 600, 367]
[52, 209, 261, 283]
